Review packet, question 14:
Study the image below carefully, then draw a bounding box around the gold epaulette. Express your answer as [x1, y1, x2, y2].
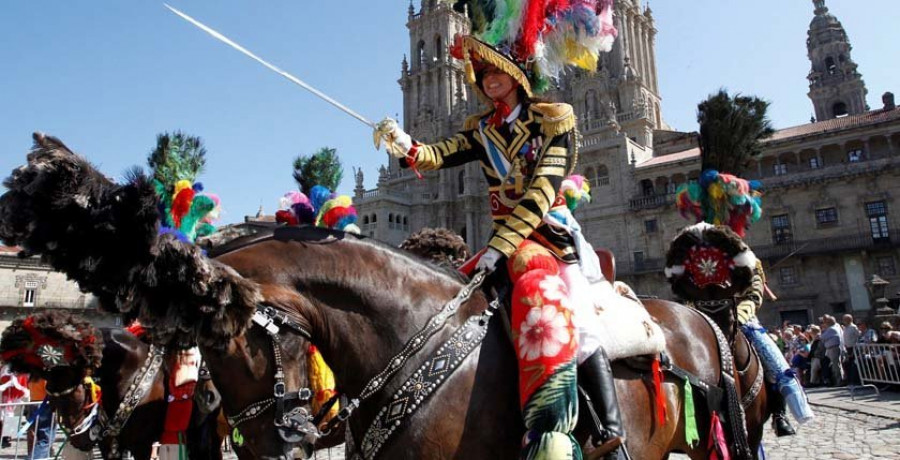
[463, 109, 492, 131]
[531, 103, 576, 137]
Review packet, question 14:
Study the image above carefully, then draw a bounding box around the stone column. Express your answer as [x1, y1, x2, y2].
[864, 138, 872, 160]
[640, 25, 651, 86]
[466, 210, 475, 249]
[888, 136, 897, 157]
[816, 147, 824, 168]
[648, 30, 659, 93]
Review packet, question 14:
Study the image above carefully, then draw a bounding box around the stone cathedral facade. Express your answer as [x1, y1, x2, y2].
[356, 0, 900, 327]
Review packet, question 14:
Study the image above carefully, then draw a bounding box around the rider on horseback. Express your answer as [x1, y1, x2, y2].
[374, 2, 625, 458]
[666, 172, 815, 437]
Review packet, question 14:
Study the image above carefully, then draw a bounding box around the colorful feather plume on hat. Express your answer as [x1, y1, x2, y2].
[276, 186, 360, 234]
[675, 170, 762, 238]
[453, 0, 617, 93]
[148, 133, 222, 244]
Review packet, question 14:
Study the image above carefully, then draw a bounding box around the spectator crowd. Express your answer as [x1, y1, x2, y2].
[770, 314, 900, 388]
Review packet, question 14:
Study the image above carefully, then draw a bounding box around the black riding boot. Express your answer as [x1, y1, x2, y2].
[578, 348, 629, 460]
[770, 387, 796, 437]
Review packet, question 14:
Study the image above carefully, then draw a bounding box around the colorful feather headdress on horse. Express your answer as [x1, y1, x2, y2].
[0, 311, 102, 375]
[674, 170, 763, 238]
[148, 132, 222, 244]
[275, 185, 360, 234]
[452, 0, 618, 96]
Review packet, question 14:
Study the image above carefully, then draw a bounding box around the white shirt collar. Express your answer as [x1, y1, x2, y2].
[505, 104, 522, 124]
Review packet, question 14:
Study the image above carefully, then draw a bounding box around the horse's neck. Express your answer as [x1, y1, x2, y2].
[299, 242, 469, 397]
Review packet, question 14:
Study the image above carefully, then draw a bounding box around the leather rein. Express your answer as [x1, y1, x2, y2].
[232, 269, 491, 455]
[57, 344, 165, 456]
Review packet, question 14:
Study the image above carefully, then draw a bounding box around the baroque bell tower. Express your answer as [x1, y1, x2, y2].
[806, 0, 868, 121]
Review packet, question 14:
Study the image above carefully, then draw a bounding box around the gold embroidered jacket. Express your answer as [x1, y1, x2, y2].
[406, 102, 578, 262]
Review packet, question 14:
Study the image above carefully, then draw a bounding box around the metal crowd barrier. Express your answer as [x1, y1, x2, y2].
[0, 400, 68, 460]
[0, 400, 346, 460]
[850, 343, 900, 399]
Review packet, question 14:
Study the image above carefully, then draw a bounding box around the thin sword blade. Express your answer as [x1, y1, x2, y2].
[164, 3, 375, 128]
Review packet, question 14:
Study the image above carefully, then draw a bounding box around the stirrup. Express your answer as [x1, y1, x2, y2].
[592, 436, 624, 456]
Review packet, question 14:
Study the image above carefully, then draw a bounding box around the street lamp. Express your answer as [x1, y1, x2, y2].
[865, 274, 893, 314]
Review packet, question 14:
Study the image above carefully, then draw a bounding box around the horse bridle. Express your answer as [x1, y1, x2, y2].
[231, 269, 490, 455]
[225, 306, 319, 447]
[56, 344, 165, 457]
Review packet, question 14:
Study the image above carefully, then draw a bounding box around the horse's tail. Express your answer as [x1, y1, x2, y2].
[0, 133, 258, 349]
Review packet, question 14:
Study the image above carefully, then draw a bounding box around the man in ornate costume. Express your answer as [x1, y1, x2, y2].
[665, 171, 814, 437]
[375, 2, 625, 458]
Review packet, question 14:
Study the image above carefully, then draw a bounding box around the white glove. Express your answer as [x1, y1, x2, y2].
[373, 117, 413, 159]
[475, 248, 503, 273]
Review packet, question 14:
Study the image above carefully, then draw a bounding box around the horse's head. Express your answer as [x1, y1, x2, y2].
[0, 311, 104, 449]
[205, 227, 481, 457]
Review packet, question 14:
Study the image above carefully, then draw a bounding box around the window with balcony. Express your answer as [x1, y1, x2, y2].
[458, 170, 465, 195]
[633, 251, 644, 265]
[645, 219, 658, 234]
[815, 207, 839, 226]
[773, 163, 788, 176]
[640, 179, 655, 197]
[23, 281, 37, 307]
[596, 165, 610, 186]
[779, 267, 798, 285]
[848, 149, 863, 163]
[771, 214, 793, 244]
[866, 201, 889, 241]
[809, 157, 820, 169]
[877, 256, 897, 277]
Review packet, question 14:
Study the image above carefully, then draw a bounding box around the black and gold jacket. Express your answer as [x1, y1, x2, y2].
[407, 102, 578, 262]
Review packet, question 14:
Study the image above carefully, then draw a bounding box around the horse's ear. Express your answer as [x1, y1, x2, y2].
[32, 132, 76, 156]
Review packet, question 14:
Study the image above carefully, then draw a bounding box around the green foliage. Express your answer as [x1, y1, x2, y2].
[292, 147, 343, 195]
[697, 89, 774, 175]
[147, 131, 207, 187]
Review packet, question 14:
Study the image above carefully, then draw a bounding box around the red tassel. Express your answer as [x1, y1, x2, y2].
[171, 188, 195, 228]
[125, 321, 146, 338]
[707, 411, 730, 460]
[651, 357, 667, 426]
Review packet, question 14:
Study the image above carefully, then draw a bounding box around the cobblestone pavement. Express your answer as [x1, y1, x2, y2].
[671, 404, 900, 460]
[4, 389, 898, 459]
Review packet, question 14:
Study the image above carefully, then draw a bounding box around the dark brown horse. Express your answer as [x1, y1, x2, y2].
[0, 312, 223, 460]
[0, 135, 765, 459]
[205, 228, 734, 459]
[665, 225, 774, 459]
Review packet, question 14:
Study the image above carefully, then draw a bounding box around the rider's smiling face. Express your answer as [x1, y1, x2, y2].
[481, 66, 518, 102]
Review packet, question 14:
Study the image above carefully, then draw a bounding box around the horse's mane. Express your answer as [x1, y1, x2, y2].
[0, 311, 103, 376]
[213, 225, 467, 286]
[0, 133, 259, 350]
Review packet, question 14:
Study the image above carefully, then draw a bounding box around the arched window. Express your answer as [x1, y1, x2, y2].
[458, 170, 466, 195]
[363, 216, 369, 225]
[585, 90, 597, 119]
[584, 167, 596, 187]
[434, 36, 443, 62]
[833, 101, 849, 118]
[417, 40, 426, 67]
[825, 57, 837, 75]
[640, 179, 655, 197]
[371, 214, 377, 223]
[596, 165, 610, 186]
[403, 216, 409, 231]
[388, 213, 394, 229]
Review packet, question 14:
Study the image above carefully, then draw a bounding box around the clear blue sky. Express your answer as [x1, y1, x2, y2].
[2, 1, 898, 224]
